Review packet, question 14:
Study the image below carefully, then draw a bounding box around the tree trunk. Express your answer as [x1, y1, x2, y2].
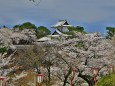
[47, 67, 51, 86]
[78, 73, 94, 86]
[63, 67, 72, 86]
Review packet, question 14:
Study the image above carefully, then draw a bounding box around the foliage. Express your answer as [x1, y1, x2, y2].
[0, 47, 7, 54]
[13, 22, 37, 30]
[63, 31, 75, 35]
[13, 25, 20, 29]
[106, 27, 115, 39]
[3, 25, 7, 28]
[64, 26, 85, 37]
[97, 73, 115, 86]
[68, 26, 85, 32]
[35, 26, 51, 39]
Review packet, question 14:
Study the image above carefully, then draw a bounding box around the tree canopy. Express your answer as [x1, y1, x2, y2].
[13, 22, 51, 39]
[35, 26, 51, 39]
[68, 26, 84, 32]
[64, 26, 85, 36]
[106, 27, 115, 39]
[13, 22, 37, 30]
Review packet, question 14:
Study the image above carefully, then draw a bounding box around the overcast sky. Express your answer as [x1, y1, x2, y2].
[0, 0, 115, 34]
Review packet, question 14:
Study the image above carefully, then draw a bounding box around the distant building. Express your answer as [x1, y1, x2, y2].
[37, 20, 73, 42]
[51, 20, 73, 35]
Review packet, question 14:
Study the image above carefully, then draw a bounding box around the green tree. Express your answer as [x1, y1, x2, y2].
[13, 25, 20, 29]
[65, 26, 85, 35]
[68, 26, 84, 32]
[63, 26, 85, 38]
[19, 22, 37, 30]
[0, 47, 7, 54]
[106, 27, 115, 39]
[3, 25, 7, 28]
[35, 26, 51, 39]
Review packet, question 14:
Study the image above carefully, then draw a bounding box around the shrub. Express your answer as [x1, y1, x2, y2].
[0, 47, 7, 54]
[97, 73, 115, 86]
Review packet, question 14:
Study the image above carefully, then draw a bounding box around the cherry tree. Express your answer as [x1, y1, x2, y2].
[0, 50, 16, 76]
[48, 32, 115, 86]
